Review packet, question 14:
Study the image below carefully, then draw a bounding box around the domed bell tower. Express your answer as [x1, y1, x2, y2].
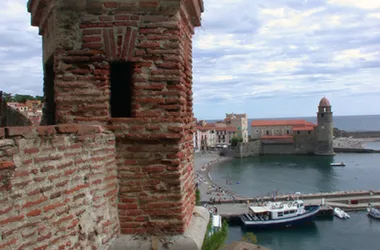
[315, 97, 335, 155]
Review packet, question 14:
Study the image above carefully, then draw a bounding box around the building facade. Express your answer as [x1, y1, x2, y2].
[225, 113, 249, 142]
[250, 97, 335, 155]
[196, 120, 237, 149]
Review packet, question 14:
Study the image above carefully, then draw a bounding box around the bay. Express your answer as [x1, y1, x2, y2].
[209, 153, 380, 250]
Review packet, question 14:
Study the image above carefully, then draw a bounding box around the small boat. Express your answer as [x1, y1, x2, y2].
[330, 162, 345, 167]
[367, 206, 380, 219]
[240, 198, 320, 229]
[333, 207, 350, 219]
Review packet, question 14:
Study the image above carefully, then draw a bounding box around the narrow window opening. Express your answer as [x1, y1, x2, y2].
[266, 130, 269, 135]
[321, 113, 324, 118]
[110, 61, 134, 117]
[44, 55, 56, 125]
[286, 130, 290, 135]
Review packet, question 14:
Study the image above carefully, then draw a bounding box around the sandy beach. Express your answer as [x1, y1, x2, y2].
[333, 137, 379, 149]
[194, 151, 241, 203]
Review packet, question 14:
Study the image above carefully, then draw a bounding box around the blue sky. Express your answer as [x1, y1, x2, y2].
[1, 0, 380, 119]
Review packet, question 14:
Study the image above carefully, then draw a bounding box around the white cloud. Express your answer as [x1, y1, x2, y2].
[328, 0, 380, 10]
[0, 0, 379, 119]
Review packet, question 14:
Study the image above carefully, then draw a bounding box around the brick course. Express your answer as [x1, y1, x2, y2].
[0, 125, 119, 249]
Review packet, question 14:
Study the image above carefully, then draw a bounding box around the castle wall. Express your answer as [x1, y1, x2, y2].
[234, 140, 261, 158]
[0, 125, 119, 249]
[294, 130, 316, 154]
[261, 143, 294, 155]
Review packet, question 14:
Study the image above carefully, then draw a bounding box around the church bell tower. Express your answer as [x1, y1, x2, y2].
[315, 97, 335, 155]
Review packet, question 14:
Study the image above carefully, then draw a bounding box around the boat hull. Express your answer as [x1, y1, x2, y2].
[241, 205, 320, 229]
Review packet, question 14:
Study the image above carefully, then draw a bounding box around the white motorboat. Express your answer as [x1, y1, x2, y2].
[241, 199, 320, 229]
[330, 162, 345, 167]
[333, 207, 350, 219]
[367, 206, 380, 219]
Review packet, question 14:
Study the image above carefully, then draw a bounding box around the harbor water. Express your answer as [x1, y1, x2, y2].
[210, 149, 380, 249]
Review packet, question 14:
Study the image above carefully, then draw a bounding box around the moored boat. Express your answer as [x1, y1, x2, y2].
[330, 162, 345, 166]
[367, 206, 380, 219]
[333, 207, 350, 219]
[240, 199, 320, 229]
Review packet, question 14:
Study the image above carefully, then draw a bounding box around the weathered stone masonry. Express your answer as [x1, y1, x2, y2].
[0, 125, 119, 249]
[26, 0, 204, 241]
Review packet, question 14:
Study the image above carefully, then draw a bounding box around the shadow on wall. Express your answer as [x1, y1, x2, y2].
[0, 91, 32, 127]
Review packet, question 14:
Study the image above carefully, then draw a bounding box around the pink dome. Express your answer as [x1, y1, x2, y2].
[319, 96, 331, 107]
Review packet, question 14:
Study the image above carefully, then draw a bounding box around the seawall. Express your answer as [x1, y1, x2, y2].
[339, 131, 380, 138]
[334, 147, 380, 153]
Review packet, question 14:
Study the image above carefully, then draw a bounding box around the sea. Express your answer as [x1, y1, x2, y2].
[208, 115, 380, 250]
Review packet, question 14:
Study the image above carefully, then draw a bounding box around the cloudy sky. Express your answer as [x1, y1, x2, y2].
[1, 0, 380, 119]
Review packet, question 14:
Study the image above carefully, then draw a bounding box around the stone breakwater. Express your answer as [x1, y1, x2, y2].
[333, 137, 379, 149]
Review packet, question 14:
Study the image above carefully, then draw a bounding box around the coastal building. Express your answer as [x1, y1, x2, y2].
[250, 97, 335, 155]
[5, 101, 43, 126]
[225, 113, 249, 143]
[196, 120, 237, 149]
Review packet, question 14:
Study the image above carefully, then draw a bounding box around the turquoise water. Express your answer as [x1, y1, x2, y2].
[210, 153, 380, 249]
[227, 212, 380, 250]
[211, 154, 380, 197]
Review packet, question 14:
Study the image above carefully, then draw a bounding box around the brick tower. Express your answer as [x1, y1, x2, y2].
[28, 0, 206, 248]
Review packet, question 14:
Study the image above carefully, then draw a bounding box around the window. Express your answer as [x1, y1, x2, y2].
[276, 129, 279, 133]
[110, 61, 134, 117]
[297, 131, 300, 134]
[308, 131, 311, 134]
[44, 55, 56, 125]
[321, 113, 324, 118]
[266, 130, 269, 135]
[286, 130, 290, 135]
[256, 129, 259, 133]
[278, 212, 283, 217]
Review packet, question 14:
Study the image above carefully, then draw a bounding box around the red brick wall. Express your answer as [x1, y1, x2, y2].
[51, 6, 197, 234]
[27, 0, 203, 236]
[0, 125, 119, 249]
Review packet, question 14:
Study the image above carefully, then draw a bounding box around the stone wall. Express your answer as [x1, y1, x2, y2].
[294, 130, 316, 154]
[234, 141, 260, 158]
[261, 143, 294, 155]
[0, 125, 119, 249]
[4, 107, 33, 127]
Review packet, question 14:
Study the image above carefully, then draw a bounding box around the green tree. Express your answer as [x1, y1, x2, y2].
[195, 188, 201, 206]
[13, 94, 35, 103]
[241, 232, 258, 244]
[1, 92, 13, 102]
[231, 137, 243, 147]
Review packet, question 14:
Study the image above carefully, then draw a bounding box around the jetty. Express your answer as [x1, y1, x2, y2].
[203, 190, 380, 224]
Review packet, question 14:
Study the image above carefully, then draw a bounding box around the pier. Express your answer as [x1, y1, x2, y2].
[202, 190, 380, 224]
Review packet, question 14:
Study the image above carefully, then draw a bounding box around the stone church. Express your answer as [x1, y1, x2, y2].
[250, 97, 335, 155]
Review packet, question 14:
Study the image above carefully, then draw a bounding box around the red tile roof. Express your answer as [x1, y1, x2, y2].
[251, 119, 316, 127]
[215, 126, 237, 132]
[292, 126, 315, 131]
